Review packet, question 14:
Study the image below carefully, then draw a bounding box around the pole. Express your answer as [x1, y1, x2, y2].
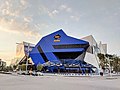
[109, 58, 112, 77]
[26, 43, 30, 74]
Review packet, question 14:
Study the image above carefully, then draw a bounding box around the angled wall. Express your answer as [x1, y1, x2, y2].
[30, 29, 89, 65]
[81, 35, 108, 72]
[81, 35, 100, 70]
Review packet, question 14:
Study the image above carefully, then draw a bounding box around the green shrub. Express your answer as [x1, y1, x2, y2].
[37, 64, 43, 71]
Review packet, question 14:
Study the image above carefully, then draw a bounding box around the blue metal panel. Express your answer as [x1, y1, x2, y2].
[30, 53, 45, 65]
[44, 52, 59, 62]
[30, 29, 89, 65]
[29, 46, 45, 64]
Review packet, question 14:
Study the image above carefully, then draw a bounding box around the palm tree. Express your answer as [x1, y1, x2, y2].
[97, 53, 106, 70]
[98, 53, 120, 73]
[112, 55, 120, 73]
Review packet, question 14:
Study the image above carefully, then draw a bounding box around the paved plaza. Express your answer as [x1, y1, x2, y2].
[0, 74, 120, 90]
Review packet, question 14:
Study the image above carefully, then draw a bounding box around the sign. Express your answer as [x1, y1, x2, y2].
[54, 34, 61, 42]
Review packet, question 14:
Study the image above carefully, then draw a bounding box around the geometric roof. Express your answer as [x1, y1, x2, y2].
[30, 29, 89, 65]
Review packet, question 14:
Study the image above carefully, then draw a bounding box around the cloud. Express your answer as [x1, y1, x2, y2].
[70, 15, 80, 21]
[0, 0, 40, 38]
[39, 4, 72, 18]
[41, 4, 81, 22]
[39, 5, 59, 17]
[34, 23, 53, 35]
[0, 16, 40, 38]
[59, 5, 72, 13]
[0, 0, 28, 17]
[20, 0, 28, 6]
[59, 5, 67, 10]
[48, 10, 59, 17]
[24, 16, 33, 22]
[0, 17, 40, 37]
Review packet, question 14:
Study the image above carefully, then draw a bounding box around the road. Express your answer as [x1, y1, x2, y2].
[0, 74, 120, 90]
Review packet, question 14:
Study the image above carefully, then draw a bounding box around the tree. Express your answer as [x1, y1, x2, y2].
[98, 53, 120, 73]
[112, 55, 120, 72]
[6, 66, 13, 71]
[21, 64, 26, 71]
[97, 53, 107, 70]
[37, 64, 43, 71]
[13, 65, 17, 70]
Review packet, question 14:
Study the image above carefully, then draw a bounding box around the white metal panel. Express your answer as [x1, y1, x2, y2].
[84, 52, 100, 69]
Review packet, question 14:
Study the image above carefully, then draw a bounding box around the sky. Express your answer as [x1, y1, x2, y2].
[0, 0, 120, 65]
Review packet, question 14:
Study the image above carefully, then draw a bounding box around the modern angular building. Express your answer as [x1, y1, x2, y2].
[30, 30, 89, 64]
[11, 41, 35, 66]
[13, 29, 107, 74]
[29, 29, 97, 73]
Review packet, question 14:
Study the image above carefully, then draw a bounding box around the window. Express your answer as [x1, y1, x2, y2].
[53, 44, 89, 49]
